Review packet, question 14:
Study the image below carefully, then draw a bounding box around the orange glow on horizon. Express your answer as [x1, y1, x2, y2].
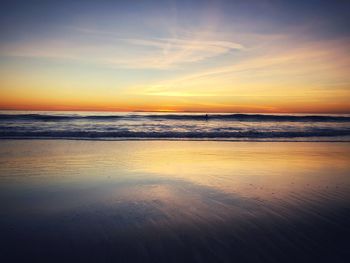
[1, 99, 349, 113]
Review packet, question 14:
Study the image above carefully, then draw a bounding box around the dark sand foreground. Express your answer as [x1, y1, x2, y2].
[0, 140, 349, 262]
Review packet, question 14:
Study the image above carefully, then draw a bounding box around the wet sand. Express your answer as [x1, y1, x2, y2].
[0, 140, 349, 262]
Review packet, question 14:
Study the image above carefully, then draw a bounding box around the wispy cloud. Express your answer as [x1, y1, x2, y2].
[134, 37, 350, 97]
[118, 37, 243, 68]
[0, 26, 244, 70]
[124, 37, 243, 53]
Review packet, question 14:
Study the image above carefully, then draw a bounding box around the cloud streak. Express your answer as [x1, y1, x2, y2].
[0, 27, 244, 69]
[135, 37, 350, 97]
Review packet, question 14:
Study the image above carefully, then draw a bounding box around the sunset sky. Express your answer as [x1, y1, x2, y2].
[0, 0, 349, 113]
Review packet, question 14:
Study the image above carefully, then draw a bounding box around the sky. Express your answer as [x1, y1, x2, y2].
[0, 0, 349, 113]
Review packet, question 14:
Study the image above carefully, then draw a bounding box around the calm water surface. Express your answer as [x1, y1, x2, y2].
[0, 140, 349, 262]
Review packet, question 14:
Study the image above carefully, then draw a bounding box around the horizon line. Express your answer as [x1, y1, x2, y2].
[1, 108, 350, 114]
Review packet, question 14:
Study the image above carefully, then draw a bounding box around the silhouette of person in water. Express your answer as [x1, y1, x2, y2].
[205, 114, 209, 121]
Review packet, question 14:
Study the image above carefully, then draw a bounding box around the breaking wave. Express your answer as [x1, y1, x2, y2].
[1, 112, 350, 141]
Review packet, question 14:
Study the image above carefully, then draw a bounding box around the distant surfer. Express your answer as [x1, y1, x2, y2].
[205, 114, 209, 121]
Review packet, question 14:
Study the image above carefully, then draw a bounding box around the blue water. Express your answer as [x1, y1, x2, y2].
[1, 111, 350, 141]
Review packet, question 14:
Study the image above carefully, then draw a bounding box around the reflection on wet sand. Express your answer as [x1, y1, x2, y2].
[0, 140, 349, 262]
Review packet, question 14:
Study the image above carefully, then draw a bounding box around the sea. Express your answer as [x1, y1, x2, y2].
[1, 111, 350, 262]
[1, 111, 350, 141]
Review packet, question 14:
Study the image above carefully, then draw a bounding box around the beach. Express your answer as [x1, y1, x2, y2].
[1, 140, 349, 262]
[2, 0, 350, 262]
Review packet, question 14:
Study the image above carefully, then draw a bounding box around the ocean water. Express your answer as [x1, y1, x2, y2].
[1, 111, 350, 141]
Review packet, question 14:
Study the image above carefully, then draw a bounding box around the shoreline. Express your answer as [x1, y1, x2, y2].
[1, 137, 350, 142]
